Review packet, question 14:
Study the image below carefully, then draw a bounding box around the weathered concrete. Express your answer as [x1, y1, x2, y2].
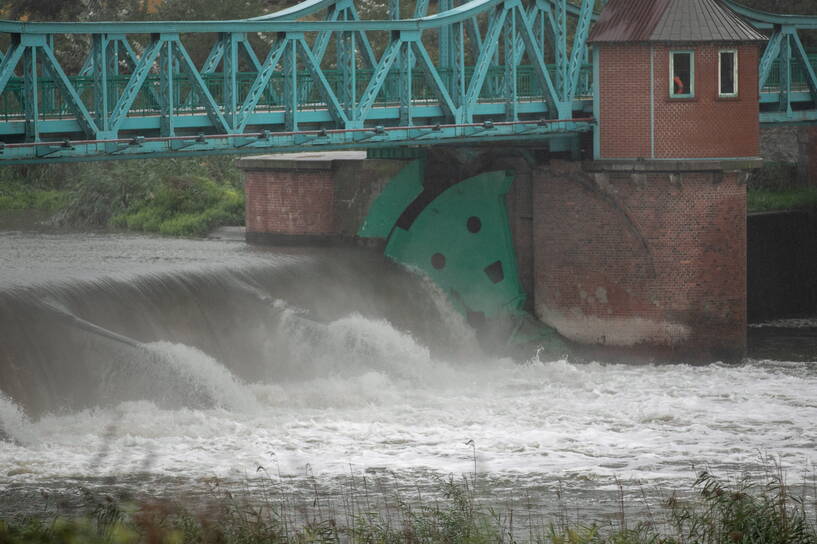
[758, 125, 817, 186]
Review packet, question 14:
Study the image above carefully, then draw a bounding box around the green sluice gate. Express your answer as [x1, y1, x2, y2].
[359, 158, 564, 354]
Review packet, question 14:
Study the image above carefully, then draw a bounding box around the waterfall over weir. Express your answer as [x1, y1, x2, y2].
[1, 232, 817, 518]
[0, 238, 474, 417]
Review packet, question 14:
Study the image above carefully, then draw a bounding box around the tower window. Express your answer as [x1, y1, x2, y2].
[670, 51, 694, 98]
[719, 50, 738, 97]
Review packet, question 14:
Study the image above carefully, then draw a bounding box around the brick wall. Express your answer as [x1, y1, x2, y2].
[244, 169, 336, 237]
[598, 45, 652, 159]
[598, 43, 761, 159]
[533, 161, 747, 361]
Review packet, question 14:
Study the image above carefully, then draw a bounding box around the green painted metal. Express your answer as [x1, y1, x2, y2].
[357, 159, 423, 238]
[724, 0, 817, 122]
[359, 148, 562, 350]
[1, 0, 814, 163]
[385, 170, 526, 319]
[0, 0, 600, 163]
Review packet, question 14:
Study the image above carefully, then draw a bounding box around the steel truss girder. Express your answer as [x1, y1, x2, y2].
[0, 0, 602, 164]
[0, 120, 594, 164]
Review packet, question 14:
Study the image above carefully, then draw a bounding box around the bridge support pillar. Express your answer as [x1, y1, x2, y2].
[239, 153, 340, 245]
[533, 159, 760, 362]
[237, 152, 409, 246]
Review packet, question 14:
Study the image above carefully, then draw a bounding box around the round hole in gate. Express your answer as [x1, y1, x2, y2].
[431, 253, 446, 270]
[467, 216, 482, 233]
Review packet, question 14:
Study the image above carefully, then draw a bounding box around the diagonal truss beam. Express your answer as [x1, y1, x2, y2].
[566, 0, 593, 100]
[412, 40, 458, 121]
[355, 38, 401, 123]
[40, 44, 100, 137]
[515, 2, 561, 117]
[0, 42, 24, 97]
[759, 30, 783, 90]
[464, 6, 507, 115]
[173, 39, 232, 134]
[790, 30, 817, 104]
[108, 37, 163, 133]
[236, 38, 289, 132]
[297, 37, 348, 126]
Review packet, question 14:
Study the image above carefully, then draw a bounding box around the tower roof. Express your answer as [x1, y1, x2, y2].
[587, 0, 767, 43]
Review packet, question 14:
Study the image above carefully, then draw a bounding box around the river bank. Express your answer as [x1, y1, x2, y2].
[0, 157, 243, 237]
[2, 467, 815, 544]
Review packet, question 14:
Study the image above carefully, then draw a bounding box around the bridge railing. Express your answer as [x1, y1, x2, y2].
[724, 0, 817, 123]
[0, 0, 600, 163]
[0, 63, 594, 123]
[761, 53, 817, 92]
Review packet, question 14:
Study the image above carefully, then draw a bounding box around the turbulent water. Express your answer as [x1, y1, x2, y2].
[1, 231, 816, 518]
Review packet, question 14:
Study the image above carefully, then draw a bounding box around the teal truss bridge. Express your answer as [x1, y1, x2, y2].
[0, 0, 814, 163]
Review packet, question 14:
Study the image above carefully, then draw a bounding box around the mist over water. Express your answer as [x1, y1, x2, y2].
[1, 232, 816, 517]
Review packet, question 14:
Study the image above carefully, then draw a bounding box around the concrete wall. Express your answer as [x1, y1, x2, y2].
[748, 210, 817, 322]
[598, 43, 761, 159]
[533, 160, 748, 362]
[759, 125, 817, 186]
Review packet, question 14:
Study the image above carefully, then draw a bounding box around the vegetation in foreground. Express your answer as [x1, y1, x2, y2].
[0, 158, 244, 237]
[1, 469, 815, 544]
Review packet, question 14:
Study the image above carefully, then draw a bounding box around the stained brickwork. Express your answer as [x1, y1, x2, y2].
[598, 43, 761, 159]
[533, 161, 747, 361]
[244, 169, 336, 237]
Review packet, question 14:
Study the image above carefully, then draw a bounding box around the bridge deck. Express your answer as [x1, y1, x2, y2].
[0, 0, 812, 163]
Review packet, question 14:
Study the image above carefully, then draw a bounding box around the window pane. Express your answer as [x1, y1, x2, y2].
[720, 51, 736, 95]
[672, 52, 691, 96]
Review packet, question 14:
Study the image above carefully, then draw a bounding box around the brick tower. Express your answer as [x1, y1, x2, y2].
[531, 0, 766, 361]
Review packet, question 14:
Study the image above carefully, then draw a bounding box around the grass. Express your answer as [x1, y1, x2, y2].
[1, 468, 815, 544]
[0, 157, 244, 237]
[110, 176, 244, 237]
[0, 188, 68, 211]
[748, 187, 817, 213]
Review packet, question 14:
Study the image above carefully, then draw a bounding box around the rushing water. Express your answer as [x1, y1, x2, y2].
[1, 231, 816, 519]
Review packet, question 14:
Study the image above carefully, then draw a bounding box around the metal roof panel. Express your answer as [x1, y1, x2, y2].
[588, 0, 671, 42]
[589, 0, 767, 43]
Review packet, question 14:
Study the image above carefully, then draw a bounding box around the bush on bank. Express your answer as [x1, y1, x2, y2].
[0, 157, 244, 236]
[748, 187, 817, 213]
[1, 471, 815, 544]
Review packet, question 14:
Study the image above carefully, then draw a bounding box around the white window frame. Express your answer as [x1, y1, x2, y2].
[718, 49, 739, 98]
[669, 50, 695, 98]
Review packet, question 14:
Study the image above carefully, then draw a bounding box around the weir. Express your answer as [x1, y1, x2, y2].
[1, 234, 817, 519]
[0, 244, 476, 416]
[3, 0, 817, 359]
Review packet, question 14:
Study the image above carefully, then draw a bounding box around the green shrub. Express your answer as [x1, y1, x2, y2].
[113, 175, 244, 237]
[0, 189, 67, 211]
[0, 156, 245, 236]
[748, 187, 817, 212]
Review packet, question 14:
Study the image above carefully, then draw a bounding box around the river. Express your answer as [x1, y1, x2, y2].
[1, 230, 816, 522]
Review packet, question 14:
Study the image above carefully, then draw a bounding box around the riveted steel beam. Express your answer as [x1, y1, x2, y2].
[108, 37, 163, 133]
[40, 43, 99, 138]
[173, 39, 232, 134]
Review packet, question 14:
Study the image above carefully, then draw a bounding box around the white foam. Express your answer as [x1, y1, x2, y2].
[0, 392, 29, 443]
[1, 316, 816, 498]
[146, 341, 259, 413]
